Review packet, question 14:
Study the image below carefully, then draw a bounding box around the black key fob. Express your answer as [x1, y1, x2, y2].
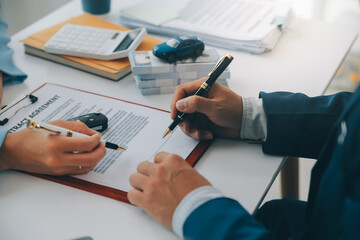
[68, 112, 108, 132]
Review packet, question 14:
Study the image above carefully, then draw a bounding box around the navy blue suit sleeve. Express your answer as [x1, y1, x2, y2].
[183, 197, 271, 240]
[339, 172, 360, 239]
[260, 91, 353, 159]
[338, 124, 360, 239]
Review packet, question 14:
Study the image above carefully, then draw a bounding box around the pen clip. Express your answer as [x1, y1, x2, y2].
[27, 120, 61, 135]
[208, 54, 231, 76]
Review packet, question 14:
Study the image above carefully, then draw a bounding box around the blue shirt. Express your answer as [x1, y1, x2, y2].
[0, 5, 27, 148]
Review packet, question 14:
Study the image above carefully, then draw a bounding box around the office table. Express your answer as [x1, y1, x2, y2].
[0, 1, 356, 239]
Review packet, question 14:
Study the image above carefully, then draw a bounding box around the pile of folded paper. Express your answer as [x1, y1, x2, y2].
[128, 49, 230, 95]
[120, 0, 294, 54]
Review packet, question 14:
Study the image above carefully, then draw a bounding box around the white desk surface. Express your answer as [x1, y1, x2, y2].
[0, 1, 356, 239]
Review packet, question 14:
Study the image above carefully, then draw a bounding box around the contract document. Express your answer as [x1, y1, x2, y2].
[2, 83, 209, 201]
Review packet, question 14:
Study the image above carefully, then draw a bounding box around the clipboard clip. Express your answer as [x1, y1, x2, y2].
[0, 94, 38, 126]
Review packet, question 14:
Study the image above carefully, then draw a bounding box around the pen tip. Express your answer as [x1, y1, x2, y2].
[118, 146, 126, 151]
[105, 142, 126, 151]
[162, 129, 171, 138]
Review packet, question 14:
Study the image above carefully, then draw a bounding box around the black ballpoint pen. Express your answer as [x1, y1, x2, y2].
[162, 54, 234, 138]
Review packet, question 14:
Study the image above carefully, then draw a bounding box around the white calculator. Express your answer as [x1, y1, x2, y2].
[44, 24, 147, 60]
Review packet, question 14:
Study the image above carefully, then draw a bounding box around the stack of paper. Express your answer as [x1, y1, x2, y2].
[120, 0, 293, 54]
[128, 49, 230, 95]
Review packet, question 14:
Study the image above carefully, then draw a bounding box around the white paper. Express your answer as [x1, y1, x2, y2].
[120, 0, 292, 53]
[164, 0, 278, 40]
[1, 84, 199, 192]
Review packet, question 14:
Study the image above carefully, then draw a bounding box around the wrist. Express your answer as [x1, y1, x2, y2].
[172, 186, 223, 238]
[0, 133, 16, 170]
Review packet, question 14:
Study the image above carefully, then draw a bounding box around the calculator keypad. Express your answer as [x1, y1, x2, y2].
[46, 24, 123, 55]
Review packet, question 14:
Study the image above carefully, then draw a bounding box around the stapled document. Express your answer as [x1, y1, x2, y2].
[119, 0, 294, 53]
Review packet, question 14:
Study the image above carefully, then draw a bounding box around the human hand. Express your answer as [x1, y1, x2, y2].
[0, 120, 106, 175]
[128, 152, 211, 230]
[171, 78, 243, 140]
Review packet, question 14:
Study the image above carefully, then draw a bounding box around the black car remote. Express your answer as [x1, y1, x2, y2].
[67, 112, 108, 132]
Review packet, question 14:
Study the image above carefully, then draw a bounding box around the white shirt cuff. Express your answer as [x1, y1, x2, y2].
[172, 186, 223, 239]
[240, 97, 267, 141]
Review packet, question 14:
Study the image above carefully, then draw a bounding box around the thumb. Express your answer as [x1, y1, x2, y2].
[176, 96, 213, 115]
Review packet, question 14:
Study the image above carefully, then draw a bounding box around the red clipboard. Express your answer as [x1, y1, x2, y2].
[25, 83, 212, 204]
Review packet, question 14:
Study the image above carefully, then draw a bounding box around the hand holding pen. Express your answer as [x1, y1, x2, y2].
[167, 55, 244, 140]
[0, 120, 106, 175]
[27, 120, 126, 151]
[163, 54, 234, 138]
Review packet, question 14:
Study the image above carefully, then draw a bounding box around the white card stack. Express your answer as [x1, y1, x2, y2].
[128, 49, 230, 95]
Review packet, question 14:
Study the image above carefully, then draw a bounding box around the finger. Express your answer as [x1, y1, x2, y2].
[58, 132, 103, 152]
[128, 189, 144, 207]
[178, 120, 193, 136]
[188, 128, 202, 140]
[48, 120, 97, 136]
[197, 130, 214, 140]
[176, 95, 214, 117]
[49, 120, 98, 136]
[129, 172, 149, 191]
[178, 120, 213, 140]
[49, 166, 92, 176]
[154, 151, 170, 164]
[156, 153, 186, 170]
[62, 143, 106, 167]
[73, 120, 98, 136]
[71, 166, 92, 175]
[137, 161, 156, 176]
[179, 121, 200, 139]
[205, 81, 223, 98]
[171, 78, 206, 119]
